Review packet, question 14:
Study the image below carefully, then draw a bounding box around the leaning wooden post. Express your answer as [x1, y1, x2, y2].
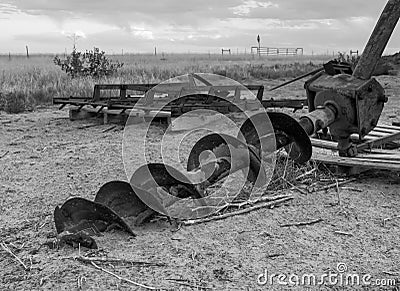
[352, 0, 400, 80]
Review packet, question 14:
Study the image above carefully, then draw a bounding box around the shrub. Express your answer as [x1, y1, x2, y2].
[334, 52, 360, 70]
[2, 90, 34, 114]
[54, 47, 124, 78]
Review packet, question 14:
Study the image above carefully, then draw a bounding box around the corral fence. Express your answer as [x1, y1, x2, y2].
[251, 47, 304, 56]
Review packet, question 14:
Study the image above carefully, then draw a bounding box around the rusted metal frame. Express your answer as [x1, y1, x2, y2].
[255, 86, 264, 101]
[261, 99, 307, 109]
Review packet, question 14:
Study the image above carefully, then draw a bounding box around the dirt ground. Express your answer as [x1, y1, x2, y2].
[1, 76, 400, 290]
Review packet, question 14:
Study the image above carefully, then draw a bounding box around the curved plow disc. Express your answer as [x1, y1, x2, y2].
[131, 163, 203, 199]
[54, 197, 136, 236]
[129, 163, 205, 216]
[239, 112, 312, 164]
[187, 133, 267, 188]
[94, 180, 149, 218]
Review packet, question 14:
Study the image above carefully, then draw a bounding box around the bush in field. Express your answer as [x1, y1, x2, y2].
[335, 51, 396, 76]
[54, 47, 124, 78]
[1, 90, 34, 114]
[334, 52, 360, 69]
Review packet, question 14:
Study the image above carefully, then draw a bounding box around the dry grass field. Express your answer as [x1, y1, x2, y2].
[1, 54, 400, 290]
[0, 53, 331, 110]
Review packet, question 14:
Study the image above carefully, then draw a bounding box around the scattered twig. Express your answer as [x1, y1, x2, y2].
[0, 151, 9, 159]
[65, 255, 166, 267]
[280, 218, 323, 228]
[166, 278, 211, 290]
[200, 193, 293, 216]
[382, 270, 399, 276]
[77, 124, 99, 130]
[102, 125, 117, 133]
[0, 242, 29, 271]
[333, 230, 353, 236]
[335, 178, 341, 205]
[89, 261, 159, 290]
[265, 253, 285, 258]
[183, 196, 293, 226]
[313, 178, 356, 192]
[223, 193, 293, 210]
[294, 168, 316, 181]
[340, 187, 362, 192]
[382, 215, 400, 227]
[282, 150, 291, 180]
[281, 177, 307, 195]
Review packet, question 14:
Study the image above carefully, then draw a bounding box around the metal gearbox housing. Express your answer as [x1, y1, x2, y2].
[305, 73, 386, 139]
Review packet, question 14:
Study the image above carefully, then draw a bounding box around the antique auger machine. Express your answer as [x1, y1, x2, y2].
[53, 0, 400, 248]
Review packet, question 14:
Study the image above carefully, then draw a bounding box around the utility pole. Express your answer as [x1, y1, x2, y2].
[257, 34, 261, 57]
[67, 33, 81, 51]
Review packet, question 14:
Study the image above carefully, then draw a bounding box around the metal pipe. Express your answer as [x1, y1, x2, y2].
[353, 0, 400, 80]
[268, 67, 324, 91]
[299, 106, 337, 135]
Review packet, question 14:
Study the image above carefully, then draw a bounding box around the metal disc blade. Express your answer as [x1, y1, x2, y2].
[54, 197, 135, 236]
[94, 180, 149, 218]
[239, 112, 312, 164]
[130, 163, 202, 199]
[187, 133, 266, 187]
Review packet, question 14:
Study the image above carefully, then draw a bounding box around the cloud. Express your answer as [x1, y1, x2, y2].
[1, 0, 398, 54]
[230, 0, 387, 20]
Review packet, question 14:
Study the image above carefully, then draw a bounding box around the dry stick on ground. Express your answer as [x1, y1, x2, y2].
[335, 178, 341, 205]
[77, 124, 100, 130]
[166, 279, 211, 290]
[382, 215, 400, 227]
[333, 230, 353, 236]
[65, 255, 166, 267]
[280, 218, 323, 227]
[313, 178, 357, 193]
[340, 186, 362, 192]
[183, 196, 293, 226]
[189, 193, 293, 216]
[89, 261, 159, 290]
[294, 168, 317, 181]
[280, 177, 308, 195]
[102, 125, 117, 133]
[0, 242, 29, 271]
[210, 193, 293, 214]
[382, 271, 400, 276]
[0, 151, 9, 159]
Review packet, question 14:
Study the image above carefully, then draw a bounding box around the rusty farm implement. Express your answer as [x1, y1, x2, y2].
[52, 0, 400, 248]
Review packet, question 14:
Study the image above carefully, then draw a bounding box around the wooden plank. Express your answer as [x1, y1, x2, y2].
[310, 138, 337, 150]
[312, 154, 400, 170]
[364, 131, 388, 137]
[377, 124, 400, 131]
[371, 127, 398, 134]
[356, 153, 400, 160]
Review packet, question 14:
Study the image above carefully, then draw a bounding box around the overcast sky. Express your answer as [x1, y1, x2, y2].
[1, 0, 399, 55]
